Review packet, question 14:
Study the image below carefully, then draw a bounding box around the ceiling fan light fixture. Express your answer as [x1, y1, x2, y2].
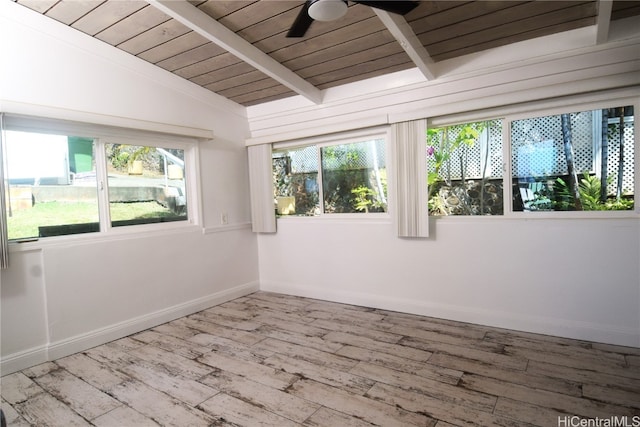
[308, 0, 348, 22]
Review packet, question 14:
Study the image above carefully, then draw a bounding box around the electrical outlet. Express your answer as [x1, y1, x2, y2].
[221, 212, 228, 225]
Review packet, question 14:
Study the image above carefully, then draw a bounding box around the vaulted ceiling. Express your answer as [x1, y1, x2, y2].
[14, 0, 640, 107]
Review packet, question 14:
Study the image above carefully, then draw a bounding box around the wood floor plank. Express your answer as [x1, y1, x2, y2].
[21, 361, 58, 379]
[197, 351, 298, 390]
[303, 299, 379, 314]
[263, 353, 375, 395]
[492, 397, 566, 427]
[191, 310, 262, 332]
[91, 405, 161, 426]
[118, 359, 219, 407]
[400, 336, 528, 371]
[255, 337, 359, 371]
[107, 379, 213, 426]
[175, 316, 265, 346]
[526, 359, 640, 392]
[592, 342, 640, 356]
[336, 345, 462, 385]
[256, 325, 344, 353]
[152, 321, 200, 340]
[460, 373, 638, 418]
[132, 329, 210, 359]
[627, 354, 640, 367]
[84, 337, 145, 367]
[253, 313, 334, 338]
[305, 309, 386, 324]
[14, 392, 91, 427]
[188, 332, 274, 362]
[4, 292, 639, 426]
[487, 330, 627, 364]
[33, 369, 122, 420]
[505, 345, 640, 379]
[198, 392, 301, 427]
[310, 318, 403, 344]
[582, 383, 640, 409]
[199, 370, 320, 423]
[350, 362, 497, 413]
[366, 382, 531, 427]
[428, 352, 583, 396]
[303, 407, 378, 427]
[288, 378, 436, 427]
[377, 312, 489, 341]
[323, 330, 433, 362]
[0, 372, 44, 404]
[1, 398, 31, 427]
[129, 345, 215, 381]
[55, 353, 129, 390]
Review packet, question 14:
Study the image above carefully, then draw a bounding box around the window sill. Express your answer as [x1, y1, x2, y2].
[276, 213, 391, 224]
[430, 210, 639, 221]
[8, 221, 201, 252]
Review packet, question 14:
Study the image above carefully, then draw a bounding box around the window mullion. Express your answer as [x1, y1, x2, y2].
[317, 145, 325, 215]
[502, 119, 513, 216]
[94, 138, 112, 232]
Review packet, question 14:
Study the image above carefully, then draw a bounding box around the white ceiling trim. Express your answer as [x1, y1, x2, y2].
[147, 0, 324, 105]
[595, 0, 613, 44]
[373, 9, 435, 81]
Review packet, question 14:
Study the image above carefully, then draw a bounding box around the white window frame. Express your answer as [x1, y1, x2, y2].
[504, 97, 638, 219]
[427, 94, 639, 219]
[3, 114, 202, 247]
[273, 126, 391, 219]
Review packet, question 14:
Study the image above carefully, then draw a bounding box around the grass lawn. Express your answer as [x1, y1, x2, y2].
[7, 201, 182, 240]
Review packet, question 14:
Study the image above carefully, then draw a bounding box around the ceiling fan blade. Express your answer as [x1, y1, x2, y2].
[354, 1, 419, 15]
[287, 1, 314, 38]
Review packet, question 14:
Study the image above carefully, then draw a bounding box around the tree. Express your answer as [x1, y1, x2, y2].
[599, 108, 609, 202]
[560, 114, 582, 210]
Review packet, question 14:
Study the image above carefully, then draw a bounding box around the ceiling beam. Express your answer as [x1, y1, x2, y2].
[146, 0, 323, 105]
[595, 0, 613, 44]
[373, 9, 435, 81]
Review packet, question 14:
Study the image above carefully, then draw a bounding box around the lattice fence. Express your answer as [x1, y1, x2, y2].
[428, 120, 503, 180]
[511, 112, 634, 195]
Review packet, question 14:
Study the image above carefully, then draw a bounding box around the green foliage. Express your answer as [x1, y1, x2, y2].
[427, 121, 488, 215]
[7, 201, 177, 240]
[351, 186, 374, 213]
[553, 173, 634, 211]
[322, 145, 363, 170]
[107, 144, 157, 173]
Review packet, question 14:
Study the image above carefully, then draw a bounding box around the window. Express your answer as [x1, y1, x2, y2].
[105, 143, 187, 227]
[511, 105, 634, 212]
[427, 119, 503, 215]
[273, 137, 387, 216]
[3, 119, 195, 241]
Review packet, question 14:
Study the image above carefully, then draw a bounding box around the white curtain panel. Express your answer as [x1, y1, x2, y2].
[247, 144, 276, 233]
[0, 114, 9, 268]
[393, 119, 429, 237]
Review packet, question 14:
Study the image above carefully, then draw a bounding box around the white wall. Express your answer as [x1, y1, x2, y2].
[252, 18, 640, 347]
[259, 217, 639, 347]
[0, 1, 258, 374]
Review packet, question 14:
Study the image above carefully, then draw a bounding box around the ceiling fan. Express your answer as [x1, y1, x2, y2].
[287, 0, 419, 38]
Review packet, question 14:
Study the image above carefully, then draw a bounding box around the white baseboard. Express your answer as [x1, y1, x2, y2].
[261, 281, 640, 349]
[1, 281, 259, 376]
[0, 345, 49, 377]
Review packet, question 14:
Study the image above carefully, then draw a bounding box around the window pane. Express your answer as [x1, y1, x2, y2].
[511, 106, 634, 212]
[427, 120, 503, 215]
[5, 131, 99, 240]
[106, 143, 187, 226]
[321, 139, 387, 214]
[273, 145, 320, 216]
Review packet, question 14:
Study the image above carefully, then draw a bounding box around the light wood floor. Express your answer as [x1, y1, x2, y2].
[2, 292, 639, 426]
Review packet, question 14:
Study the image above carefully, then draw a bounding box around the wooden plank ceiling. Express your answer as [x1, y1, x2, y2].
[14, 0, 640, 107]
